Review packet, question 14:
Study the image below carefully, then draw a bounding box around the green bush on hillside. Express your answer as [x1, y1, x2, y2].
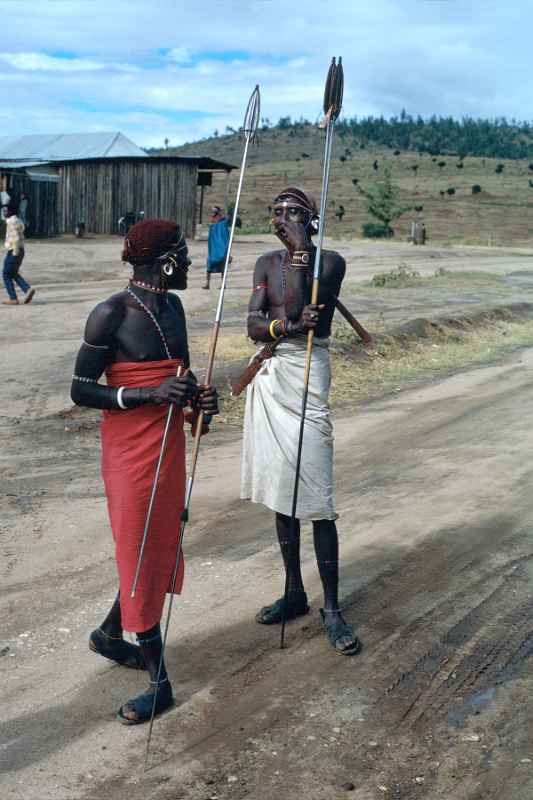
[363, 223, 393, 239]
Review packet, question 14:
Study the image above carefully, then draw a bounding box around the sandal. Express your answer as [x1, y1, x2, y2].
[117, 679, 174, 726]
[255, 591, 309, 625]
[89, 628, 146, 670]
[320, 609, 361, 656]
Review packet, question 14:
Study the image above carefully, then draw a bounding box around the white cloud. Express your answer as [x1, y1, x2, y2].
[0, 51, 139, 73]
[0, 0, 530, 147]
[166, 47, 192, 64]
[0, 52, 106, 71]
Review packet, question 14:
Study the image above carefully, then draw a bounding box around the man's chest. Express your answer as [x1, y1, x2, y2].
[118, 304, 187, 359]
[265, 257, 311, 306]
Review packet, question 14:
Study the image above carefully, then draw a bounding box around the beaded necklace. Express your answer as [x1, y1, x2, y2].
[129, 279, 166, 294]
[126, 286, 172, 360]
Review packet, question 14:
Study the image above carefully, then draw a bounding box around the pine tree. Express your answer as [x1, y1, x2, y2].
[358, 169, 411, 235]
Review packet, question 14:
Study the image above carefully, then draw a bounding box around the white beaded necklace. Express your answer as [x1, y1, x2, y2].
[126, 286, 172, 360]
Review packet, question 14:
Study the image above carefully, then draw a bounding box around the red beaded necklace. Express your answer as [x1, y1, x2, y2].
[129, 279, 166, 295]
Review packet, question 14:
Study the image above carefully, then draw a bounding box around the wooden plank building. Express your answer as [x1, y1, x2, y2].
[0, 134, 234, 238]
[55, 155, 233, 238]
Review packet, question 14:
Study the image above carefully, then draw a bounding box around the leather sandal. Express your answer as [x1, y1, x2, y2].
[256, 591, 309, 625]
[320, 609, 361, 656]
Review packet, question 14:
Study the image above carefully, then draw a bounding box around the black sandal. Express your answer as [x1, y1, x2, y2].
[320, 609, 361, 656]
[117, 679, 174, 726]
[89, 628, 146, 670]
[255, 591, 310, 625]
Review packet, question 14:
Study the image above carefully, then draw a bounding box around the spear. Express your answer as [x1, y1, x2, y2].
[143, 84, 261, 770]
[131, 86, 260, 599]
[280, 58, 344, 649]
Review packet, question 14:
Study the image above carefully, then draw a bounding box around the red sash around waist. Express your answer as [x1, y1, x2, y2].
[101, 359, 186, 632]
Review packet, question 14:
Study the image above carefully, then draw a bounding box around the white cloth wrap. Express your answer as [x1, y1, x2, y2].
[240, 336, 337, 521]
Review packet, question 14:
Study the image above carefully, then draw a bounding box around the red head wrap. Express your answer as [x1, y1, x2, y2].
[122, 219, 184, 266]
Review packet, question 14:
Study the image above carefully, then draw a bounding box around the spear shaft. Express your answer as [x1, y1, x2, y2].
[143, 85, 260, 770]
[280, 59, 343, 649]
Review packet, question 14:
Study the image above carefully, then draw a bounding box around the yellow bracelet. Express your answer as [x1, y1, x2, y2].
[269, 319, 280, 340]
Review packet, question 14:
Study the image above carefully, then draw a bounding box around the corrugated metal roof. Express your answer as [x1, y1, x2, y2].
[0, 160, 49, 168]
[0, 132, 146, 161]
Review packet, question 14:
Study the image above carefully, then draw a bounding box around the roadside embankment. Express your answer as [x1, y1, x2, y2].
[216, 303, 533, 426]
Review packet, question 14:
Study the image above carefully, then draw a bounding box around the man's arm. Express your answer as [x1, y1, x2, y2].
[317, 251, 346, 308]
[70, 299, 197, 410]
[70, 299, 143, 410]
[246, 256, 272, 342]
[167, 293, 191, 370]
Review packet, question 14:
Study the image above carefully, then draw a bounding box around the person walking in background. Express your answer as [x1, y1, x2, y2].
[202, 206, 229, 290]
[2, 199, 35, 306]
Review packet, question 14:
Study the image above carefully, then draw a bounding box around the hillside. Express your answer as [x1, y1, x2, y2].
[154, 125, 533, 246]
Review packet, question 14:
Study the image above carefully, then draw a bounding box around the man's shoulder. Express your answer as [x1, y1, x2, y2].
[257, 249, 284, 265]
[322, 247, 345, 262]
[166, 291, 185, 312]
[322, 248, 346, 272]
[89, 292, 128, 325]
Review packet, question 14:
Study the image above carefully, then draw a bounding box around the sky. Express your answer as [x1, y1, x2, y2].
[0, 0, 531, 149]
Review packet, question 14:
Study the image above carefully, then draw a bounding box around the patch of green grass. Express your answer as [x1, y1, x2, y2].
[371, 263, 422, 287]
[237, 225, 273, 235]
[368, 267, 509, 290]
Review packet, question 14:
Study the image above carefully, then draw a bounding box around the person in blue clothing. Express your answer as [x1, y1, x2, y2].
[202, 206, 230, 290]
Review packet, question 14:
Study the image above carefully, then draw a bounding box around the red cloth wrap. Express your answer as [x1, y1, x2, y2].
[101, 359, 185, 633]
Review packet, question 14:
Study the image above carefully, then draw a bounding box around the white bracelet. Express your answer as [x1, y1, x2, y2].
[116, 386, 127, 410]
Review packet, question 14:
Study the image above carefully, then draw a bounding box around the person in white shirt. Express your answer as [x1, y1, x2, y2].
[3, 200, 35, 306]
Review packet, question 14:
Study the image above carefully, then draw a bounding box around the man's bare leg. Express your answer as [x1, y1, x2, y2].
[118, 623, 174, 724]
[313, 520, 361, 655]
[89, 592, 146, 669]
[255, 512, 310, 624]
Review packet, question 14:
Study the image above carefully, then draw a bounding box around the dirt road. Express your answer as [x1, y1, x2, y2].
[2, 236, 533, 799]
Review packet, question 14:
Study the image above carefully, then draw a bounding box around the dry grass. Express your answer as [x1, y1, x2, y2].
[191, 328, 255, 361]
[330, 317, 533, 406]
[368, 267, 511, 290]
[209, 316, 533, 431]
[171, 127, 533, 247]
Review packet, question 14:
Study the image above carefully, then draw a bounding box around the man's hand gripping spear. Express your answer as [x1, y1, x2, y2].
[134, 85, 260, 770]
[280, 58, 344, 649]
